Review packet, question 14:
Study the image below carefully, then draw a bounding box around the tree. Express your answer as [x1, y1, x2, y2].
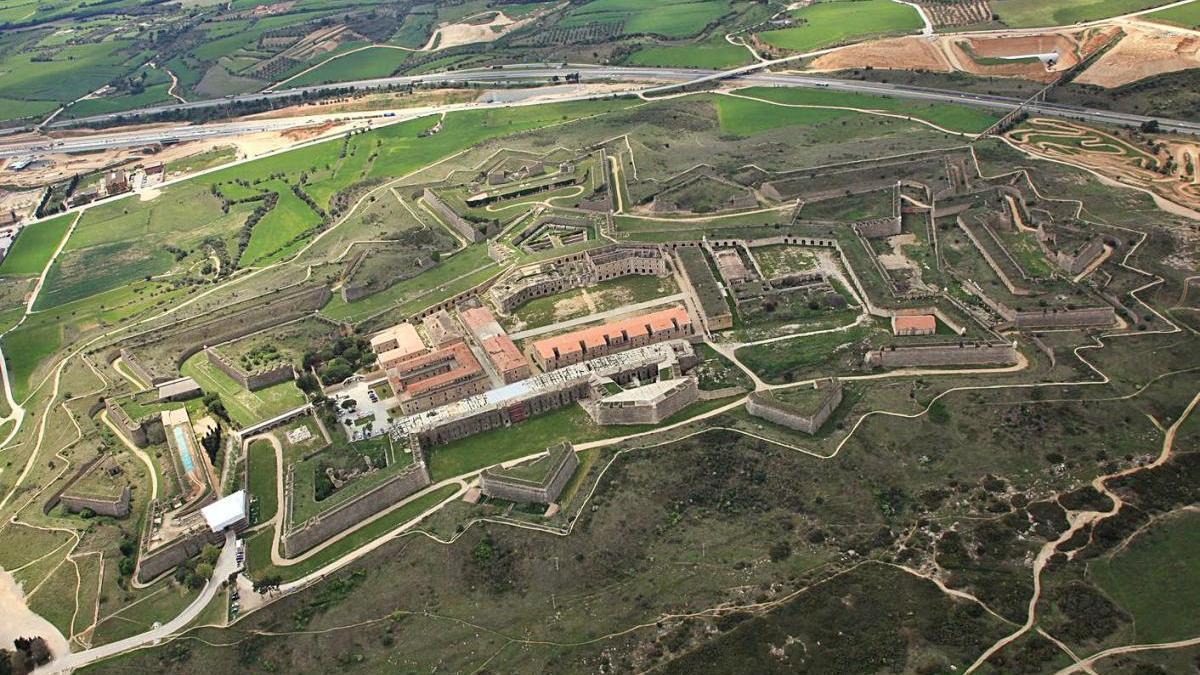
[1139, 119, 1160, 133]
[253, 573, 282, 595]
[195, 562, 214, 581]
[201, 543, 221, 566]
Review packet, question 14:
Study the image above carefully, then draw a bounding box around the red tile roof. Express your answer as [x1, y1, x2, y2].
[482, 334, 528, 374]
[532, 306, 691, 362]
[892, 314, 936, 334]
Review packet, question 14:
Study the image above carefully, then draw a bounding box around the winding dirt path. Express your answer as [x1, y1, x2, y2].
[966, 390, 1200, 673]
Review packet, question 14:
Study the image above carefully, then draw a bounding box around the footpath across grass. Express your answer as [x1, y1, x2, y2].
[729, 87, 1000, 135]
[245, 484, 459, 583]
[0, 212, 72, 276]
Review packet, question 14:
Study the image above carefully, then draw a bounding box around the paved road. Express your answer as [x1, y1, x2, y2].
[3, 63, 1197, 159]
[45, 531, 238, 673]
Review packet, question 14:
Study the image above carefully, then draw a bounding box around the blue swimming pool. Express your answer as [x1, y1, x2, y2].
[173, 426, 195, 472]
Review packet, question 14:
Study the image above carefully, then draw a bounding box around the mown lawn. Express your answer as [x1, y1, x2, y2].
[713, 94, 855, 136]
[247, 439, 279, 525]
[757, 0, 923, 52]
[239, 180, 323, 266]
[1143, 0, 1200, 27]
[0, 212, 72, 276]
[180, 352, 306, 427]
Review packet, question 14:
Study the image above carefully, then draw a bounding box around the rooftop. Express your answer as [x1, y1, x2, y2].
[598, 377, 691, 405]
[482, 334, 528, 373]
[892, 314, 937, 334]
[370, 322, 426, 356]
[459, 306, 505, 340]
[201, 490, 246, 532]
[390, 341, 484, 398]
[532, 306, 691, 362]
[390, 340, 693, 438]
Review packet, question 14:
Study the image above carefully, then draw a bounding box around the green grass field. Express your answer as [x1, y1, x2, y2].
[990, 0, 1174, 27]
[561, 0, 732, 38]
[247, 439, 278, 525]
[736, 324, 871, 383]
[1143, 0, 1200, 27]
[1088, 510, 1200, 643]
[0, 212, 72, 277]
[729, 87, 1001, 134]
[757, 0, 923, 52]
[0, 319, 60, 402]
[287, 47, 411, 87]
[239, 181, 323, 266]
[625, 39, 752, 69]
[713, 94, 855, 136]
[37, 100, 635, 310]
[180, 352, 307, 427]
[164, 146, 237, 175]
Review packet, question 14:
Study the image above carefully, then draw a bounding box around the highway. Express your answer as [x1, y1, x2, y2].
[1, 63, 1195, 159]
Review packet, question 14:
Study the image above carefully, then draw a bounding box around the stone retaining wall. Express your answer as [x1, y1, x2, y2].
[137, 529, 225, 583]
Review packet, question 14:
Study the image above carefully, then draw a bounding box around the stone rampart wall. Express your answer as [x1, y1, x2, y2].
[424, 188, 483, 243]
[746, 382, 842, 435]
[1011, 306, 1114, 329]
[105, 399, 148, 447]
[481, 450, 579, 504]
[281, 459, 432, 558]
[205, 347, 294, 391]
[137, 528, 224, 584]
[593, 377, 698, 425]
[61, 488, 130, 517]
[866, 343, 1017, 368]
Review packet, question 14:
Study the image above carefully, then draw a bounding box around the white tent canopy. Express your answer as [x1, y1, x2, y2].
[201, 490, 246, 532]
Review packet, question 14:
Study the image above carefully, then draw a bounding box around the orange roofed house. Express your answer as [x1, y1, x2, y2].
[532, 306, 693, 372]
[892, 314, 937, 336]
[387, 340, 488, 415]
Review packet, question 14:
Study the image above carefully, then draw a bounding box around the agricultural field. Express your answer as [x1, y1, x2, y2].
[560, 0, 734, 39]
[989, 0, 1176, 27]
[624, 37, 753, 69]
[756, 0, 924, 53]
[0, 213, 73, 277]
[1144, 1, 1200, 27]
[285, 46, 412, 87]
